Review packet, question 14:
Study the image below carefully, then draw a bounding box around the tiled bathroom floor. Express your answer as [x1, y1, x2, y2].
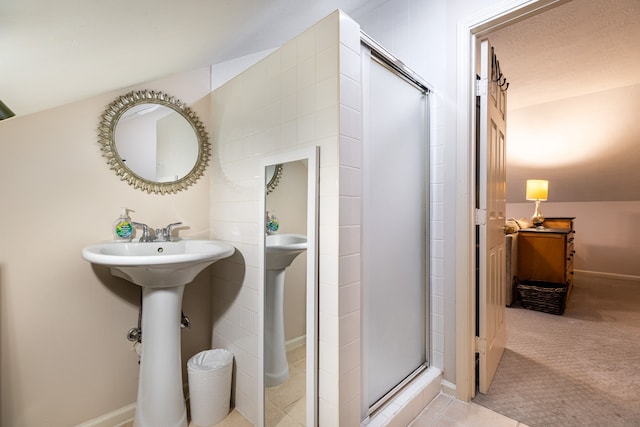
[123, 343, 527, 427]
[211, 393, 527, 427]
[123, 393, 525, 427]
[264, 344, 306, 426]
[408, 393, 528, 427]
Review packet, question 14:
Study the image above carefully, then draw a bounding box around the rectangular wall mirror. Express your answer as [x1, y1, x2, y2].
[258, 146, 319, 427]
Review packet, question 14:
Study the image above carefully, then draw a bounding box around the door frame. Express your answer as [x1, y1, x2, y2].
[454, 0, 566, 402]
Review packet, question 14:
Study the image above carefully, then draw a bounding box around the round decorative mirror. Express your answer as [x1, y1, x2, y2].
[266, 164, 283, 194]
[98, 90, 210, 194]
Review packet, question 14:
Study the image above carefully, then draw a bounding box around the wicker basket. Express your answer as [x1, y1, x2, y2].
[514, 277, 569, 315]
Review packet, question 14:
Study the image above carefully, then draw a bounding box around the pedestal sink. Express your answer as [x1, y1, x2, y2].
[82, 239, 234, 427]
[264, 234, 307, 387]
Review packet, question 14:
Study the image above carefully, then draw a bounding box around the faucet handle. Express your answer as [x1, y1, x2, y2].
[131, 222, 153, 242]
[165, 222, 183, 240]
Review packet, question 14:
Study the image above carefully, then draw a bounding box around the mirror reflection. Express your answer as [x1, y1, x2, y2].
[115, 104, 199, 183]
[97, 90, 210, 194]
[265, 164, 283, 194]
[264, 160, 309, 426]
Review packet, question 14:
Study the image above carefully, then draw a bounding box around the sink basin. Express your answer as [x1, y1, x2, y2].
[82, 238, 234, 427]
[82, 240, 234, 287]
[265, 234, 307, 270]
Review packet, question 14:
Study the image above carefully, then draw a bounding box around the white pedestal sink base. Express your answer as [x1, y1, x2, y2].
[134, 285, 188, 427]
[264, 234, 307, 388]
[81, 239, 235, 427]
[264, 269, 289, 387]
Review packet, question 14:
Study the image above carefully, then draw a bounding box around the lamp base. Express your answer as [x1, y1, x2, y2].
[531, 200, 544, 228]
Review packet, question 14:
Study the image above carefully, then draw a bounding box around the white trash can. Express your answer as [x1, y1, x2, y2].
[187, 349, 234, 427]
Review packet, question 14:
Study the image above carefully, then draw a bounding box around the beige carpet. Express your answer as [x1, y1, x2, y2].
[473, 272, 640, 427]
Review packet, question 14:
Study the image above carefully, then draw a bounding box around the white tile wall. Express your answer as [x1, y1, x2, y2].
[209, 10, 352, 425]
[352, 0, 447, 376]
[210, 4, 444, 425]
[337, 12, 364, 427]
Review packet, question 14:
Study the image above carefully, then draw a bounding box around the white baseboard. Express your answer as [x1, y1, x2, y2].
[75, 403, 135, 427]
[575, 270, 640, 281]
[440, 379, 456, 397]
[285, 334, 306, 351]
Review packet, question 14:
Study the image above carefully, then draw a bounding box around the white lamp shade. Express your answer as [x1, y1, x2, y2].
[526, 179, 548, 201]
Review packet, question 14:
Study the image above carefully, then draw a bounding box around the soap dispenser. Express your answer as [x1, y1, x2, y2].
[266, 211, 279, 235]
[113, 208, 134, 242]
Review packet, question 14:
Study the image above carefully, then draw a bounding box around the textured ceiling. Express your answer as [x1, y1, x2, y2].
[489, 0, 640, 110]
[488, 0, 640, 202]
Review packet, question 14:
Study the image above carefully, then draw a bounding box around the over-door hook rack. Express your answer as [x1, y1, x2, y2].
[491, 47, 509, 91]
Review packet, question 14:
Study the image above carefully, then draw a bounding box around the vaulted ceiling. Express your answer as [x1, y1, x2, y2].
[488, 0, 640, 202]
[0, 0, 383, 117]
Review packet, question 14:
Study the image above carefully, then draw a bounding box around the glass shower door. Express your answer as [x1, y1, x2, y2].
[361, 49, 429, 412]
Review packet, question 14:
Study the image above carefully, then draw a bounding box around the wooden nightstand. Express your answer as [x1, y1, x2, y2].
[517, 217, 575, 297]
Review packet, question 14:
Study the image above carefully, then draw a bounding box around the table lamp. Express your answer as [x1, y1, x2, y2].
[526, 179, 548, 228]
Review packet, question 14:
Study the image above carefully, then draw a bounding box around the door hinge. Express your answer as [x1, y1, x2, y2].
[476, 78, 488, 97]
[474, 209, 487, 225]
[475, 336, 486, 355]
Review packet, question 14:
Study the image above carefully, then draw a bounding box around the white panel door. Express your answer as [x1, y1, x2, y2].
[477, 39, 507, 395]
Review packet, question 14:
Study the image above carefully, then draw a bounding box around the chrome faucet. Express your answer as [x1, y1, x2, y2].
[132, 221, 183, 242]
[155, 222, 183, 242]
[131, 222, 154, 242]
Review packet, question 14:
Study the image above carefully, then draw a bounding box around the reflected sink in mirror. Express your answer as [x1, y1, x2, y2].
[82, 239, 234, 287]
[264, 233, 307, 387]
[265, 233, 307, 270]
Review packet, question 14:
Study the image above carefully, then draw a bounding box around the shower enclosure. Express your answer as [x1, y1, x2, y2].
[360, 37, 430, 416]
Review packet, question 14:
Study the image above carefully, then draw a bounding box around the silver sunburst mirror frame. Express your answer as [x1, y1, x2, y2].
[98, 89, 210, 194]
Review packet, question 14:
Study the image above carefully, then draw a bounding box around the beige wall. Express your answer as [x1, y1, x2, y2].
[0, 68, 214, 426]
[505, 83, 640, 203]
[508, 201, 640, 277]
